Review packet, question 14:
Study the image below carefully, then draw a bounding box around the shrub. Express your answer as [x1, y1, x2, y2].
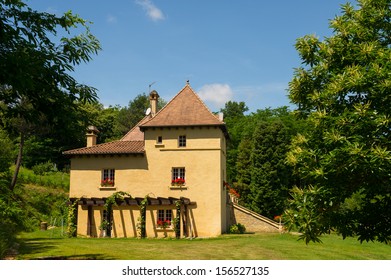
[32, 161, 54, 176]
[16, 166, 70, 190]
[229, 223, 246, 234]
[0, 186, 25, 259]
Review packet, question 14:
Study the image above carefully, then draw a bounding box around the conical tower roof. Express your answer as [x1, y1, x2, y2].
[140, 83, 225, 129]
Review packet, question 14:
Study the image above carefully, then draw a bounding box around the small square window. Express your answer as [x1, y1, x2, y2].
[157, 136, 163, 144]
[178, 135, 186, 147]
[101, 169, 115, 187]
[157, 209, 172, 228]
[172, 167, 185, 185]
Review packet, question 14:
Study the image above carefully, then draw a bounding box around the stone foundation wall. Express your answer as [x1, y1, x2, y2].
[228, 202, 281, 233]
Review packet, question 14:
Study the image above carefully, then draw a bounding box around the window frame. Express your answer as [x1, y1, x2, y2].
[101, 168, 115, 187]
[172, 167, 185, 185]
[178, 135, 186, 147]
[157, 209, 173, 229]
[156, 136, 163, 144]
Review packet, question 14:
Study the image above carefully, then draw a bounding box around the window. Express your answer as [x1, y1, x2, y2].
[178, 135, 186, 147]
[157, 209, 172, 228]
[157, 136, 163, 144]
[101, 169, 115, 187]
[172, 167, 185, 185]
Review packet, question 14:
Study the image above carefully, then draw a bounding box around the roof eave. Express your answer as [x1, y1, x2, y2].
[140, 123, 230, 139]
[62, 151, 145, 157]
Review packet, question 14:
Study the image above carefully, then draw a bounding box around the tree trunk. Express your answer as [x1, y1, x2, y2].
[10, 132, 24, 191]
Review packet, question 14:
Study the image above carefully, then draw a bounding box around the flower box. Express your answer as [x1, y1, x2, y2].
[157, 219, 171, 229]
[101, 179, 115, 187]
[171, 178, 185, 186]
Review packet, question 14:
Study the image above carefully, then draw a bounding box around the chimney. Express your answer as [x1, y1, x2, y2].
[149, 90, 159, 116]
[86, 125, 99, 147]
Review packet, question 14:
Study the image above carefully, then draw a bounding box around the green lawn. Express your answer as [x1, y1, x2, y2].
[13, 228, 391, 260]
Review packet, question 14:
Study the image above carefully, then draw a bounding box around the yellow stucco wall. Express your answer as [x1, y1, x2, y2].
[70, 126, 227, 237]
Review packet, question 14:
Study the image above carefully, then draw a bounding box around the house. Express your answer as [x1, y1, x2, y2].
[63, 83, 230, 238]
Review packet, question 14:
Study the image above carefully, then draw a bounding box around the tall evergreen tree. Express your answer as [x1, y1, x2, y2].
[220, 101, 249, 182]
[248, 121, 292, 218]
[235, 138, 252, 203]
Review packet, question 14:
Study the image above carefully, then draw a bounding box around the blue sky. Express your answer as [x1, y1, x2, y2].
[27, 0, 348, 112]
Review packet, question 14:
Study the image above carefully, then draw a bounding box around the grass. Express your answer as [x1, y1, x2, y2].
[14, 228, 391, 260]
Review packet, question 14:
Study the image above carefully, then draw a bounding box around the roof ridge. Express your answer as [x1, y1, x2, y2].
[140, 83, 189, 127]
[120, 115, 151, 141]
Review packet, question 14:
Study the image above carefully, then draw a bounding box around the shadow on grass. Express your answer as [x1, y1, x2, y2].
[32, 254, 110, 260]
[18, 238, 56, 255]
[17, 238, 114, 260]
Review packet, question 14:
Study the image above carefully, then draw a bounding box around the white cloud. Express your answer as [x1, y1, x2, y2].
[198, 83, 234, 109]
[135, 0, 165, 21]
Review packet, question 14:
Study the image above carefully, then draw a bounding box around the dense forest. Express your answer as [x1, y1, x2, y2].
[1, 0, 390, 259]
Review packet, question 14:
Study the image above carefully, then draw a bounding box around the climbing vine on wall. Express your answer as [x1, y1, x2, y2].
[67, 198, 79, 237]
[101, 191, 132, 237]
[174, 200, 181, 239]
[137, 195, 149, 239]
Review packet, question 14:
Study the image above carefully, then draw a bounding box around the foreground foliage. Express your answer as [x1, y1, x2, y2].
[0, 0, 98, 258]
[0, 172, 69, 259]
[0, 175, 23, 259]
[0, 0, 100, 190]
[287, 0, 391, 243]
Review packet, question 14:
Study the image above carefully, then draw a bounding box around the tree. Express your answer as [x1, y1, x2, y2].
[220, 101, 249, 182]
[0, 128, 14, 173]
[248, 121, 292, 218]
[113, 94, 150, 138]
[233, 107, 304, 218]
[0, 0, 101, 189]
[286, 0, 391, 243]
[220, 101, 249, 122]
[235, 138, 252, 203]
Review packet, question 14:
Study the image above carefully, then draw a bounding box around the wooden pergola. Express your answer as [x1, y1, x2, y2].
[70, 196, 191, 206]
[69, 196, 193, 238]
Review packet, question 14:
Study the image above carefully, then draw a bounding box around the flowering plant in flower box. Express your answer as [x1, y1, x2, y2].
[101, 178, 114, 187]
[171, 178, 185, 186]
[273, 215, 282, 223]
[157, 219, 171, 229]
[224, 181, 240, 198]
[228, 188, 240, 198]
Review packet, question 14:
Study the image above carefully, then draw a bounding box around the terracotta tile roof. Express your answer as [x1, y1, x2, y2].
[63, 83, 229, 157]
[120, 115, 151, 141]
[63, 140, 144, 156]
[140, 84, 225, 128]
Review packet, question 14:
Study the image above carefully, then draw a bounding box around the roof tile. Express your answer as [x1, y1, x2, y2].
[63, 83, 228, 156]
[63, 140, 144, 156]
[140, 84, 225, 128]
[121, 115, 150, 141]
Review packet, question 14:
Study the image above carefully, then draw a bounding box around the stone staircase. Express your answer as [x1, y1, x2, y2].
[228, 195, 283, 233]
